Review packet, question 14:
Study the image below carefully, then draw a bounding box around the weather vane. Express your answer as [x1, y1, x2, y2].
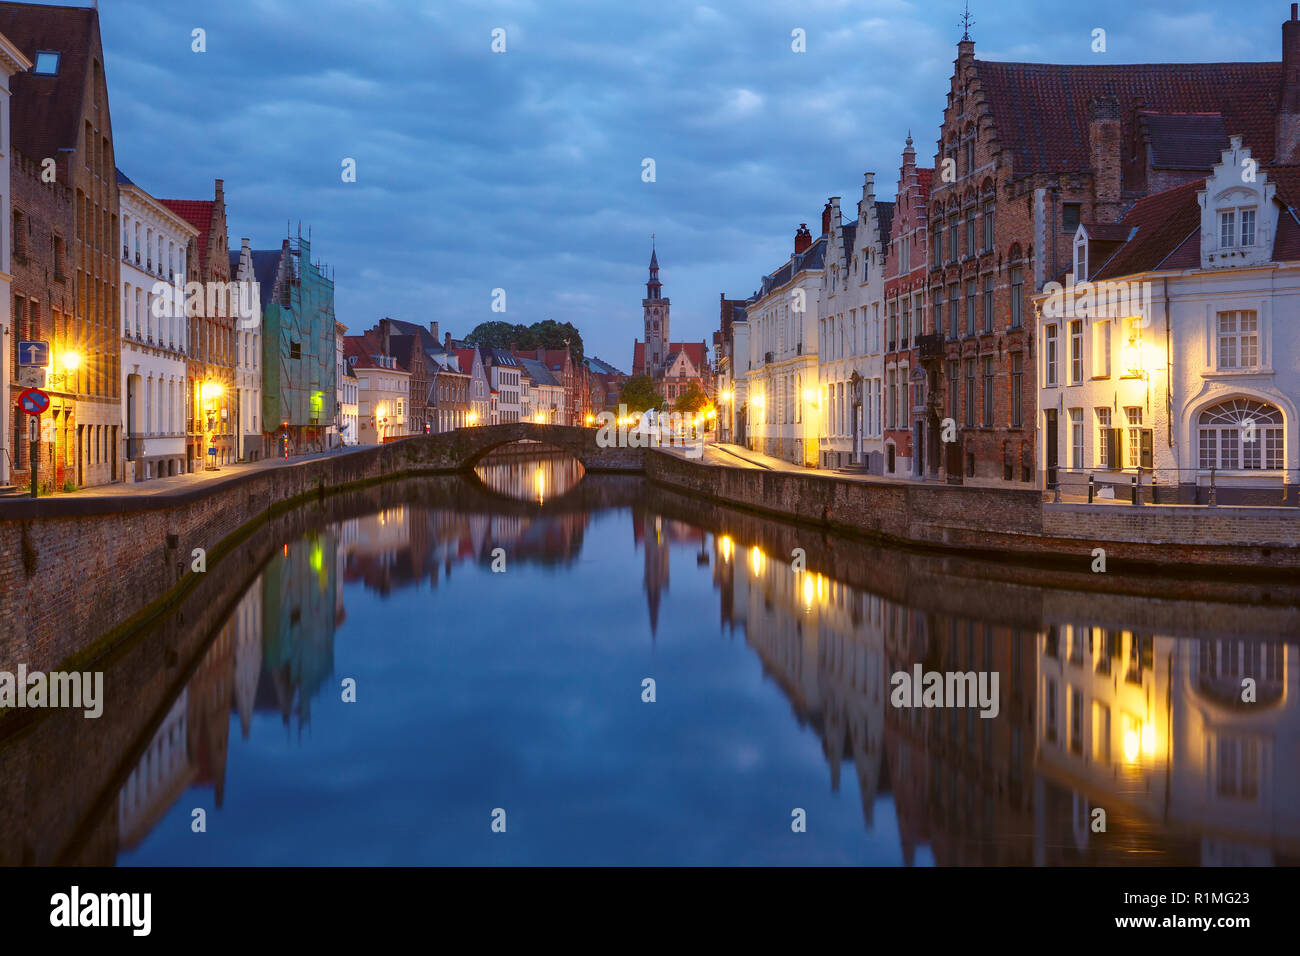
[960, 1, 974, 41]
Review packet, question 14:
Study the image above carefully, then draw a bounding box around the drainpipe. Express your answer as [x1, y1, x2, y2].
[1163, 278, 1172, 450]
[1050, 186, 1059, 288]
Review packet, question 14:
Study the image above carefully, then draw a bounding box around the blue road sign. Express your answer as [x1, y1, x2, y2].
[18, 340, 50, 367]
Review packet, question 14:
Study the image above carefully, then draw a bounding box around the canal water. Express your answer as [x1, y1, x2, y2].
[7, 444, 1299, 866]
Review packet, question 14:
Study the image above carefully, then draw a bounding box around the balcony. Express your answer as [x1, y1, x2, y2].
[917, 332, 945, 361]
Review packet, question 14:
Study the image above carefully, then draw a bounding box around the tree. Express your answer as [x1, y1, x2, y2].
[619, 374, 663, 413]
[464, 319, 585, 364]
[674, 382, 709, 413]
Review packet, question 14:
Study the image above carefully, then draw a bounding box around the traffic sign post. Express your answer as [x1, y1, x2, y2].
[18, 340, 49, 367]
[17, 389, 50, 498]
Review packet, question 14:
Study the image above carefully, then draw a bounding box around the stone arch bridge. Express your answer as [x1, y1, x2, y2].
[387, 422, 644, 473]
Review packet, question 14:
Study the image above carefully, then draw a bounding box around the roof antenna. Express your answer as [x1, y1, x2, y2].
[960, 1, 974, 41]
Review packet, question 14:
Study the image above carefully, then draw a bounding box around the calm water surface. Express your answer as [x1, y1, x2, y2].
[11, 446, 1299, 866]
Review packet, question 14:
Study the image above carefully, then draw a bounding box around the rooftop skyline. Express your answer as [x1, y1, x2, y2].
[78, 0, 1288, 364]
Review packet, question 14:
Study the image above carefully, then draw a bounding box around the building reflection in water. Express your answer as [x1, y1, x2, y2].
[112, 479, 1300, 865]
[702, 517, 1300, 865]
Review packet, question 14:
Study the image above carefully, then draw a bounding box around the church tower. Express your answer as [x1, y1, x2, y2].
[642, 240, 669, 373]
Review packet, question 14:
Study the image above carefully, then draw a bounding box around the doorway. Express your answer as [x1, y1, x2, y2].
[1044, 409, 1058, 490]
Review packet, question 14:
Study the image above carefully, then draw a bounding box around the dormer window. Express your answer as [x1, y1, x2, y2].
[1073, 228, 1088, 282]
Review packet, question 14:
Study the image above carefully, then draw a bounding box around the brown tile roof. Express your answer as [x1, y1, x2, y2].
[1139, 111, 1230, 170]
[1092, 178, 1205, 279]
[974, 59, 1282, 177]
[1088, 163, 1300, 279]
[0, 2, 97, 163]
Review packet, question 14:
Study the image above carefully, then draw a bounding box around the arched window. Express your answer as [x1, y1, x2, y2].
[1198, 399, 1283, 470]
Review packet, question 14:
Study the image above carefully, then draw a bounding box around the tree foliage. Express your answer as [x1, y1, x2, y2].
[619, 374, 664, 413]
[464, 319, 585, 363]
[673, 382, 710, 413]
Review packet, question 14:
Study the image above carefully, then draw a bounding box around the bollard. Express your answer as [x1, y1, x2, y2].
[1151, 471, 1158, 504]
[1088, 473, 1095, 503]
[1208, 467, 1217, 507]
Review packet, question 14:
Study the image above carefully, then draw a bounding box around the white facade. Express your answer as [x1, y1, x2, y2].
[746, 233, 823, 465]
[0, 33, 29, 486]
[340, 370, 358, 444]
[230, 238, 263, 459]
[119, 178, 197, 481]
[1035, 138, 1299, 504]
[354, 357, 410, 443]
[819, 180, 889, 470]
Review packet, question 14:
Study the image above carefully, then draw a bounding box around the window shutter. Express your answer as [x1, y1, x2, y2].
[1105, 428, 1122, 470]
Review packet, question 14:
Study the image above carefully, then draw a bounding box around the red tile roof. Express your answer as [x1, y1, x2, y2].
[632, 340, 708, 376]
[974, 59, 1282, 177]
[1092, 178, 1205, 279]
[157, 199, 216, 273]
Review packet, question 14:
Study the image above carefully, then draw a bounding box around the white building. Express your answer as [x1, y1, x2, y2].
[481, 347, 521, 423]
[0, 32, 28, 487]
[229, 238, 263, 460]
[340, 366, 358, 444]
[745, 222, 824, 465]
[118, 170, 198, 481]
[1035, 137, 1300, 504]
[819, 181, 893, 470]
[344, 342, 410, 444]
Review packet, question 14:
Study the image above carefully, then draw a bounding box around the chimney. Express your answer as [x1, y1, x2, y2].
[827, 197, 842, 234]
[430, 321, 439, 343]
[821, 201, 834, 236]
[215, 178, 224, 203]
[1279, 4, 1300, 163]
[445, 332, 453, 351]
[794, 223, 812, 255]
[380, 317, 391, 356]
[1088, 95, 1123, 222]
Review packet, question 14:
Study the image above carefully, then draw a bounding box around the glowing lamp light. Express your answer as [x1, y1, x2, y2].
[585, 414, 595, 425]
[200, 381, 223, 401]
[60, 350, 82, 373]
[1123, 728, 1141, 764]
[802, 388, 816, 404]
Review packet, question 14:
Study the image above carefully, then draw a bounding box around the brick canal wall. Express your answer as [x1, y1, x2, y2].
[645, 451, 1300, 572]
[0, 429, 643, 672]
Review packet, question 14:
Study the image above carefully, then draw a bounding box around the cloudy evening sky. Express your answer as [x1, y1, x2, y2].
[68, 0, 1287, 368]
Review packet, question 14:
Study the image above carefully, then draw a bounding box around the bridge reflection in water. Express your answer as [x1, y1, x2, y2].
[472, 442, 587, 503]
[5, 459, 1298, 866]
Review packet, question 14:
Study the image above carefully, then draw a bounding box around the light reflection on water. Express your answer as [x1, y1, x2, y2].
[15, 446, 1299, 866]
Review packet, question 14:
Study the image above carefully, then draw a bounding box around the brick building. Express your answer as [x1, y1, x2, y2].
[881, 136, 933, 478]
[0, 29, 27, 489]
[160, 181, 234, 469]
[925, 13, 1295, 486]
[3, 2, 120, 488]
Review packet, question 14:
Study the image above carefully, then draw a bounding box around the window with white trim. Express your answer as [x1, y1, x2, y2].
[1198, 399, 1283, 470]
[1045, 325, 1058, 386]
[1217, 310, 1258, 369]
